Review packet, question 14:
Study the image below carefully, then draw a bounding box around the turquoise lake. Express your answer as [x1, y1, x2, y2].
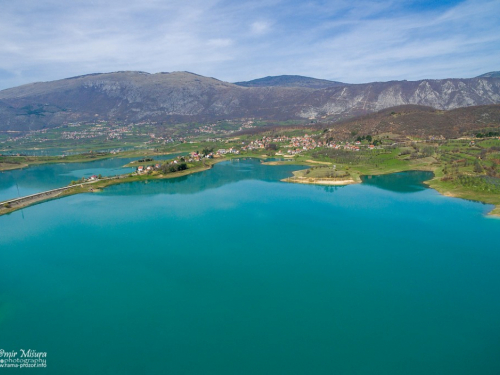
[0, 153, 185, 202]
[0, 146, 141, 156]
[0, 159, 499, 374]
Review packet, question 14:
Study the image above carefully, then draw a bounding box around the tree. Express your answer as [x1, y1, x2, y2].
[474, 159, 483, 173]
[265, 143, 278, 151]
[202, 148, 213, 156]
[422, 146, 435, 157]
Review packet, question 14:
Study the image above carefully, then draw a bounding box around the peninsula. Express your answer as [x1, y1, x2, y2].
[1, 134, 500, 217]
[1, 104, 500, 217]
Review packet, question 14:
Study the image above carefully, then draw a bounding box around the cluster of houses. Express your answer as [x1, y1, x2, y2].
[288, 135, 322, 151]
[187, 120, 257, 136]
[1, 128, 50, 145]
[61, 123, 135, 141]
[136, 163, 162, 174]
[242, 136, 291, 151]
[284, 136, 378, 152]
[191, 124, 232, 135]
[239, 134, 381, 156]
[145, 134, 178, 145]
[216, 148, 240, 155]
[323, 140, 378, 152]
[188, 152, 210, 161]
[185, 148, 240, 162]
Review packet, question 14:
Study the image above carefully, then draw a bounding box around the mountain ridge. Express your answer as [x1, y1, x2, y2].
[476, 71, 500, 78]
[1, 71, 499, 131]
[234, 75, 345, 89]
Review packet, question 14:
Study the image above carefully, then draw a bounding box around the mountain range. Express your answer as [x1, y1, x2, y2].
[0, 70, 499, 131]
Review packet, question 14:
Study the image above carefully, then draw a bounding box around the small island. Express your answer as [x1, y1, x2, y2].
[1, 120, 500, 217]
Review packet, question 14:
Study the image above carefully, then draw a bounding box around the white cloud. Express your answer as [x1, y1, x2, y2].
[250, 21, 271, 35]
[0, 0, 498, 89]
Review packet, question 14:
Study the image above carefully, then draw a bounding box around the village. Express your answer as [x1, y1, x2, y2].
[129, 133, 382, 177]
[82, 132, 384, 179]
[0, 118, 260, 152]
[134, 148, 241, 175]
[243, 134, 380, 155]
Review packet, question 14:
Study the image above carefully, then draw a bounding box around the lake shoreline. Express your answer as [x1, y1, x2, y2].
[0, 150, 185, 172]
[1, 157, 499, 218]
[0, 159, 225, 216]
[281, 177, 359, 185]
[273, 159, 500, 218]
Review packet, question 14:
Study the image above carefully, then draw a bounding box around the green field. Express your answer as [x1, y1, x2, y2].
[2, 125, 500, 216]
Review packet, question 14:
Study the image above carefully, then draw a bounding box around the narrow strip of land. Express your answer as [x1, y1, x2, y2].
[0, 159, 222, 216]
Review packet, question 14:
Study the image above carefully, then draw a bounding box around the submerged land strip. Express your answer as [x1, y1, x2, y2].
[0, 149, 178, 172]
[0, 158, 223, 216]
[1, 152, 499, 218]
[1, 118, 500, 217]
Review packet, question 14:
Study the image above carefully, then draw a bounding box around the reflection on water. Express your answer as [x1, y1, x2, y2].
[361, 171, 434, 193]
[103, 159, 307, 196]
[0, 157, 499, 375]
[317, 185, 346, 194]
[0, 152, 186, 201]
[1, 156, 437, 204]
[105, 164, 432, 198]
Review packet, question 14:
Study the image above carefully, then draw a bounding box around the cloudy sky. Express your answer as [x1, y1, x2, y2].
[0, 0, 499, 89]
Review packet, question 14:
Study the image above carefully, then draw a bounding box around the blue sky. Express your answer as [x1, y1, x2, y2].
[0, 0, 498, 89]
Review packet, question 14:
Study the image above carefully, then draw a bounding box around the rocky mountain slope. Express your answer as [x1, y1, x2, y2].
[0, 71, 499, 131]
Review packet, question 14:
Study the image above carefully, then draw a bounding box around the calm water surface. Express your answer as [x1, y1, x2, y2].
[0, 146, 142, 156]
[0, 153, 185, 201]
[0, 160, 499, 374]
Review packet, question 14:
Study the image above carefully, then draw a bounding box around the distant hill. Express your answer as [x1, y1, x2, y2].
[323, 104, 500, 139]
[477, 71, 500, 78]
[234, 75, 345, 89]
[1, 71, 500, 131]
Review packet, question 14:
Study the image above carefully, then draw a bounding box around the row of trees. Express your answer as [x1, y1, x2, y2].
[201, 148, 213, 157]
[159, 162, 188, 174]
[453, 174, 500, 193]
[476, 131, 499, 138]
[355, 135, 372, 142]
